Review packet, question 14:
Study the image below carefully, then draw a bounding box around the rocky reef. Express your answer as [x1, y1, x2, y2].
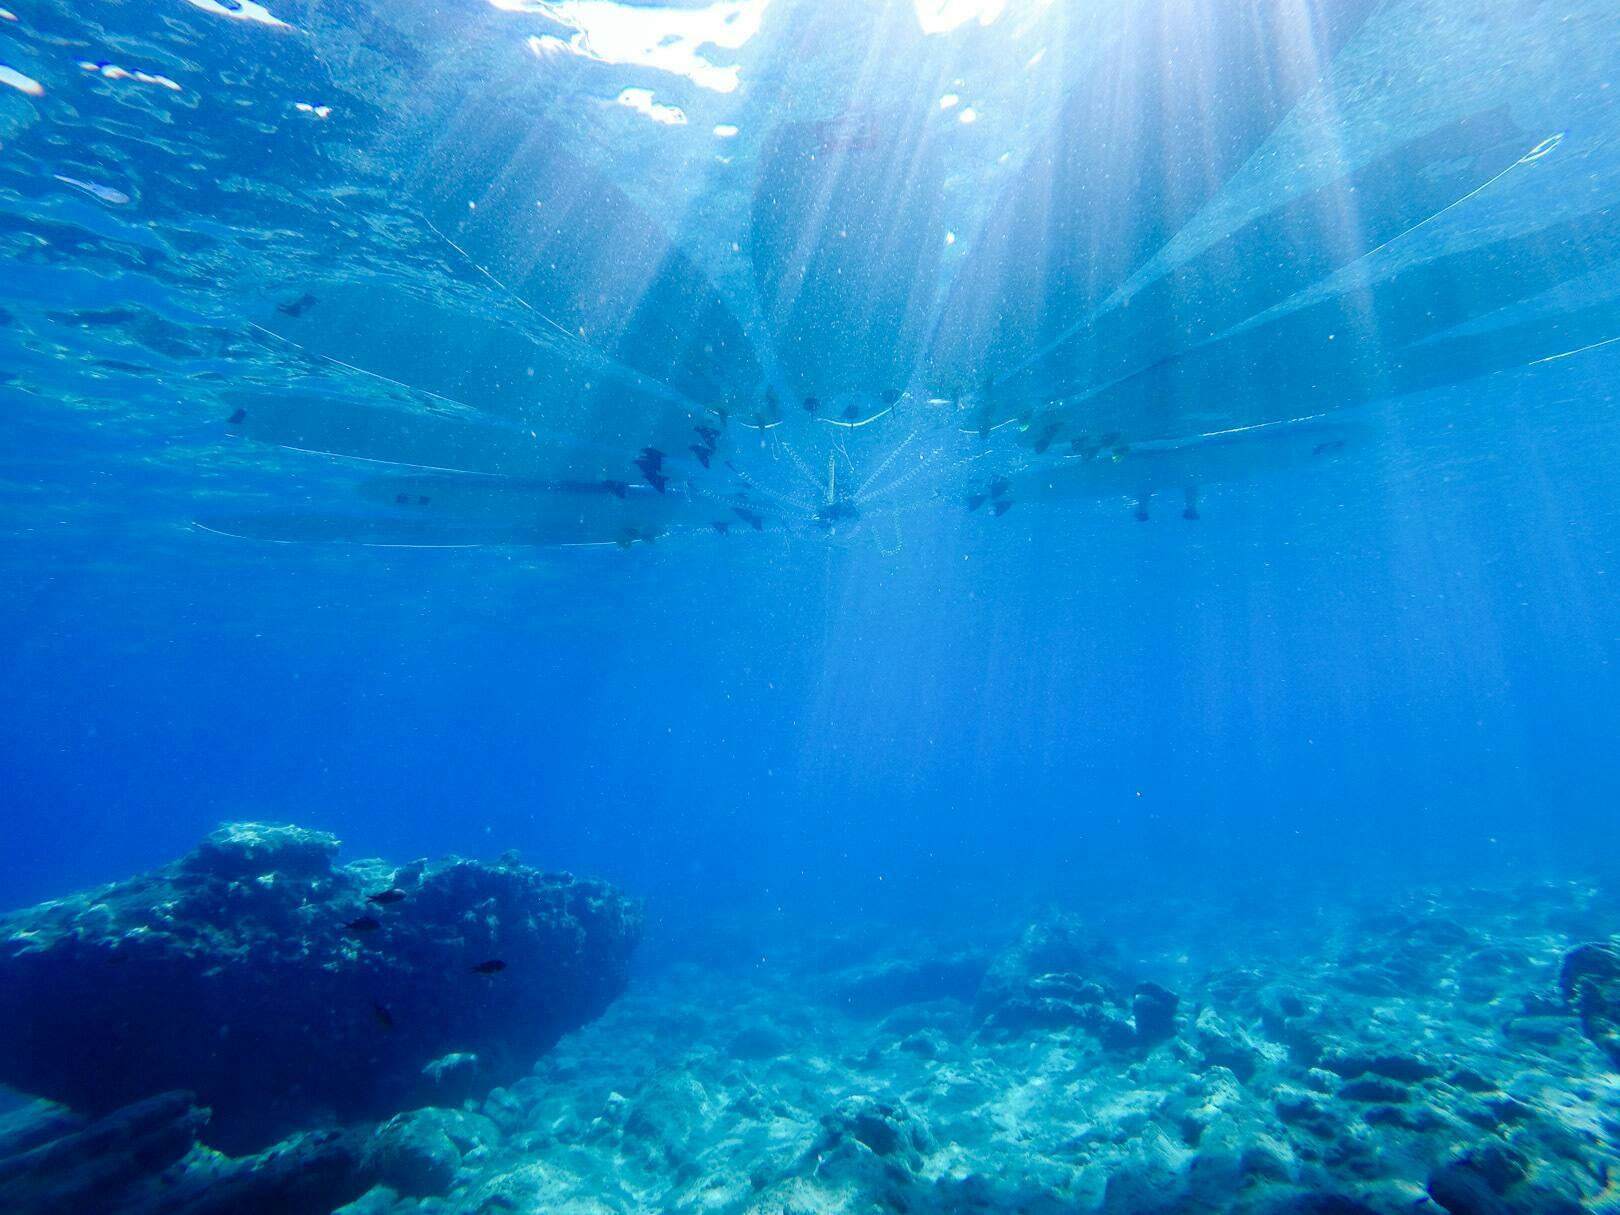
[284, 879, 1620, 1215]
[7, 844, 1620, 1214]
[0, 823, 642, 1152]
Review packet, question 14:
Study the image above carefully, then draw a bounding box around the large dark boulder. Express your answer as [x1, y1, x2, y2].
[1560, 942, 1620, 1068]
[1132, 981, 1180, 1045]
[0, 823, 642, 1151]
[1427, 1144, 1583, 1215]
[0, 1092, 380, 1215]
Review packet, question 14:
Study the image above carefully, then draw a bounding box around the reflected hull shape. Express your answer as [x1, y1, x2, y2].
[195, 511, 678, 549]
[1005, 418, 1370, 509]
[199, 473, 787, 548]
[223, 388, 716, 486]
[253, 282, 715, 467]
[357, 472, 765, 535]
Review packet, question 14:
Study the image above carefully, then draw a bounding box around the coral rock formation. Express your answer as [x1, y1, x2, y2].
[0, 822, 642, 1151]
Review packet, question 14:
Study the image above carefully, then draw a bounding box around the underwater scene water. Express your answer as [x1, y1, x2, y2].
[5, 0, 1620, 1210]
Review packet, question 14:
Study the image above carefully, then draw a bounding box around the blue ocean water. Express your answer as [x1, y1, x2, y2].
[5, 0, 1619, 919]
[5, 2, 1620, 1204]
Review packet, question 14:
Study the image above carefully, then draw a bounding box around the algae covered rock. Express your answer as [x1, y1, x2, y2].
[974, 914, 1178, 1051]
[1427, 1143, 1583, 1215]
[813, 1094, 934, 1168]
[1560, 942, 1620, 1068]
[1132, 981, 1180, 1044]
[0, 822, 642, 1151]
[0, 1092, 207, 1215]
[0, 1091, 380, 1215]
[976, 912, 1126, 1011]
[365, 1107, 489, 1197]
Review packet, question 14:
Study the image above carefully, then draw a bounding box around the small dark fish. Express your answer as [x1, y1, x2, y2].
[470, 960, 507, 976]
[366, 888, 406, 905]
[733, 507, 763, 532]
[345, 916, 382, 934]
[712, 521, 731, 536]
[694, 425, 720, 447]
[1032, 421, 1062, 454]
[1312, 438, 1346, 456]
[226, 408, 247, 426]
[880, 388, 901, 405]
[635, 449, 667, 492]
[842, 404, 860, 420]
[275, 292, 318, 318]
[802, 396, 820, 414]
[372, 1001, 396, 1030]
[689, 445, 712, 469]
[600, 479, 628, 499]
[992, 499, 1014, 518]
[968, 478, 1011, 513]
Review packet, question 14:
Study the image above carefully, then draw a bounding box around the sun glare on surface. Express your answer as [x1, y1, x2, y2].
[502, 0, 767, 93]
[913, 0, 1006, 34]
